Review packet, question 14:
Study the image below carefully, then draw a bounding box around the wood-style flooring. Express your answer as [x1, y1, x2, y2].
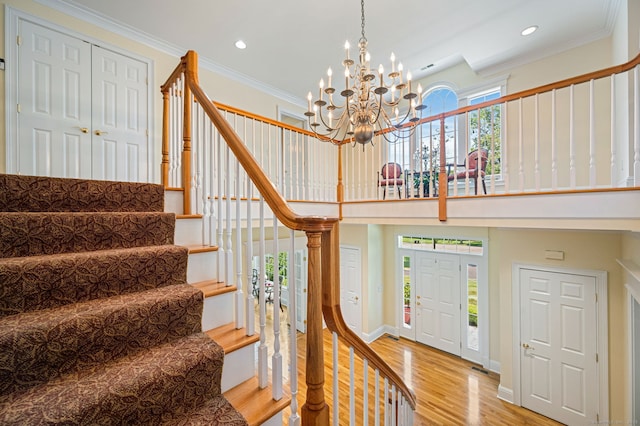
[260, 305, 562, 425]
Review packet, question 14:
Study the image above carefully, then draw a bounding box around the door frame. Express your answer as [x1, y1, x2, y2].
[5, 6, 155, 182]
[511, 263, 609, 421]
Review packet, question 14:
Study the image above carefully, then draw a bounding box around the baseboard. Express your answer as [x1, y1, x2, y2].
[497, 384, 515, 404]
[489, 359, 501, 374]
[362, 325, 399, 343]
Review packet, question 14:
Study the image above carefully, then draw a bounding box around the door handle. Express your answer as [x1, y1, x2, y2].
[417, 301, 421, 306]
[94, 130, 108, 136]
[78, 127, 89, 134]
[522, 343, 534, 350]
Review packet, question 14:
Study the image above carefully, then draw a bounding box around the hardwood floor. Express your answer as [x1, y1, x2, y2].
[261, 305, 562, 425]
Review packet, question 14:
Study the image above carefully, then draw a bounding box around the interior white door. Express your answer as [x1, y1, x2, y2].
[91, 46, 149, 182]
[16, 18, 149, 182]
[520, 268, 598, 425]
[18, 20, 92, 178]
[294, 249, 307, 333]
[340, 246, 362, 336]
[415, 252, 461, 355]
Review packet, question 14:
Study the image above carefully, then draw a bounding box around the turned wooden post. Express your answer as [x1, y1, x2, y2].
[161, 89, 170, 188]
[301, 231, 330, 426]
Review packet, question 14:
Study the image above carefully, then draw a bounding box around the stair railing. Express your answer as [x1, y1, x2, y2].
[341, 52, 640, 216]
[162, 50, 416, 425]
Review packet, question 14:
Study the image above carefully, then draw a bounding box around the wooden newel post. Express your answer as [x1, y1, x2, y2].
[301, 231, 330, 426]
[161, 90, 170, 188]
[182, 71, 192, 215]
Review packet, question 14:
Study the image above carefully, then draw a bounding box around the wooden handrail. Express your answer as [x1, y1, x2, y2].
[164, 49, 417, 423]
[321, 222, 417, 410]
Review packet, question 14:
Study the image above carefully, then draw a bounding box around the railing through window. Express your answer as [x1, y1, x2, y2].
[161, 51, 416, 425]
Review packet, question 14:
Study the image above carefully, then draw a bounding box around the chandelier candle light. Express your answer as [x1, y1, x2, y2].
[305, 0, 425, 146]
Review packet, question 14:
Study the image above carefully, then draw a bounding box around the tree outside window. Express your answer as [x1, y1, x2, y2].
[468, 90, 501, 175]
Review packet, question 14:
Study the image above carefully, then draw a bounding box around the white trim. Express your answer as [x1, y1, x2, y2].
[497, 385, 514, 404]
[33, 0, 305, 108]
[5, 6, 155, 182]
[362, 325, 390, 344]
[489, 359, 501, 374]
[457, 75, 509, 102]
[510, 263, 609, 422]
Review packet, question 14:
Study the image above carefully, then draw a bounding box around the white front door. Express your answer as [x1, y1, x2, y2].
[520, 268, 598, 425]
[16, 18, 149, 181]
[18, 19, 92, 178]
[340, 246, 362, 336]
[416, 252, 461, 355]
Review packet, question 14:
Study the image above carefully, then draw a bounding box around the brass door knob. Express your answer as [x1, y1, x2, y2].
[94, 130, 108, 136]
[78, 127, 89, 134]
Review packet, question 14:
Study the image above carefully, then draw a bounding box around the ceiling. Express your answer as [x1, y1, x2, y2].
[54, 0, 619, 106]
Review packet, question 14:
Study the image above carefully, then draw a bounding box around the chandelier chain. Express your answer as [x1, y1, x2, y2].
[360, 0, 367, 43]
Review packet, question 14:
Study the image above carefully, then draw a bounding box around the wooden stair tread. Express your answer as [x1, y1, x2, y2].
[165, 187, 183, 191]
[192, 280, 236, 297]
[205, 323, 259, 354]
[224, 377, 291, 426]
[185, 244, 219, 254]
[176, 214, 203, 219]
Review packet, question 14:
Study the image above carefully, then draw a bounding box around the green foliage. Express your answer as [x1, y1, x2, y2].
[264, 252, 289, 286]
[469, 105, 501, 174]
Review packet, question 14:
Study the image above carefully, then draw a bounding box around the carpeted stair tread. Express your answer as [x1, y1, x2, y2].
[0, 245, 189, 317]
[0, 211, 176, 258]
[0, 283, 203, 396]
[160, 394, 248, 425]
[0, 333, 225, 425]
[0, 174, 165, 213]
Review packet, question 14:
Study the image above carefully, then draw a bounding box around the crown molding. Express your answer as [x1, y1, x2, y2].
[34, 0, 306, 109]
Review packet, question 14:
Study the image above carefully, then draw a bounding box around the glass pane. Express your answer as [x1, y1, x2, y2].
[403, 255, 412, 329]
[467, 264, 479, 351]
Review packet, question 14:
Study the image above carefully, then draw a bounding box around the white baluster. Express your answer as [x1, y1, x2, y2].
[534, 94, 540, 191]
[202, 118, 211, 246]
[551, 89, 558, 190]
[634, 65, 639, 185]
[589, 79, 597, 187]
[194, 102, 203, 215]
[333, 332, 339, 425]
[288, 229, 300, 426]
[225, 143, 233, 286]
[350, 347, 355, 425]
[209, 131, 218, 250]
[217, 131, 224, 281]
[518, 98, 524, 192]
[375, 369, 380, 426]
[383, 378, 389, 425]
[363, 359, 369, 426]
[610, 75, 617, 187]
[570, 84, 577, 188]
[489, 108, 495, 194]
[390, 384, 396, 426]
[503, 102, 510, 193]
[258, 196, 268, 388]
[235, 134, 243, 329]
[245, 176, 255, 337]
[272, 218, 283, 400]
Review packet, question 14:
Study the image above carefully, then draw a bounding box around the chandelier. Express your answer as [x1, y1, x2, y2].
[305, 0, 425, 146]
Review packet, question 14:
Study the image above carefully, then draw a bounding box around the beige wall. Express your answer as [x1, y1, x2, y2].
[0, 0, 302, 176]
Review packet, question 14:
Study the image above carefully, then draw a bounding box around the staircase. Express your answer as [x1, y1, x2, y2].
[0, 174, 253, 425]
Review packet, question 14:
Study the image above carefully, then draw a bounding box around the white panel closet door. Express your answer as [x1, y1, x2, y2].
[91, 47, 148, 182]
[18, 20, 92, 178]
[520, 268, 598, 425]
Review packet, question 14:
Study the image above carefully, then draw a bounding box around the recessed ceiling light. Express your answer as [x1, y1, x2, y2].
[521, 25, 538, 36]
[235, 40, 247, 49]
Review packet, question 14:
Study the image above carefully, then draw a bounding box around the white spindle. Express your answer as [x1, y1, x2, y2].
[390, 384, 396, 426]
[375, 369, 380, 426]
[534, 94, 540, 191]
[333, 332, 339, 425]
[610, 75, 617, 187]
[589, 79, 597, 187]
[489, 107, 495, 194]
[383, 378, 389, 425]
[201, 118, 211, 245]
[216, 129, 224, 277]
[551, 89, 558, 190]
[350, 347, 356, 425]
[245, 171, 255, 337]
[194, 102, 203, 214]
[288, 229, 300, 426]
[634, 65, 640, 185]
[272, 218, 283, 400]
[225, 112, 233, 285]
[503, 101, 510, 193]
[235, 118, 243, 329]
[258, 196, 268, 388]
[570, 84, 577, 188]
[518, 98, 524, 192]
[363, 359, 369, 426]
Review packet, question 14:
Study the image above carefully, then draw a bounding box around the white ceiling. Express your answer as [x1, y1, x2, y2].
[53, 0, 619, 105]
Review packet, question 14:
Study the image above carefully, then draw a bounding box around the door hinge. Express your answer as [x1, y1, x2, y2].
[596, 414, 599, 422]
[596, 353, 598, 363]
[17, 35, 22, 46]
[595, 293, 598, 303]
[17, 104, 21, 113]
